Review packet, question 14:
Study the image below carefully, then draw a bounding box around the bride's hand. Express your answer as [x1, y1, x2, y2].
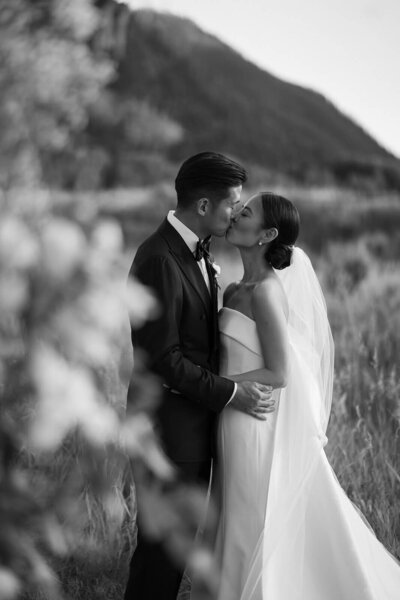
[230, 381, 275, 420]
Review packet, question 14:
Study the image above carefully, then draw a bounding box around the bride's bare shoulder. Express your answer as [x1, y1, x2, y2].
[251, 276, 289, 319]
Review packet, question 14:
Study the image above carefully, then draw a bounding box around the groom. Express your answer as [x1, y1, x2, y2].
[124, 152, 274, 600]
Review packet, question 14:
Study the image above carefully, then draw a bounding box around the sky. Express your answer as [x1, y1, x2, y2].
[124, 0, 400, 158]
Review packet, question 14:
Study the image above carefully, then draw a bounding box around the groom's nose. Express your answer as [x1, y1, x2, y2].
[232, 203, 244, 222]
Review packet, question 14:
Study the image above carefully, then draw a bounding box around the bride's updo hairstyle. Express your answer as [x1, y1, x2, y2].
[261, 192, 300, 270]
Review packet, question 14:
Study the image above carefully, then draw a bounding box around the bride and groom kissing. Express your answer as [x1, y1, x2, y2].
[124, 152, 400, 600]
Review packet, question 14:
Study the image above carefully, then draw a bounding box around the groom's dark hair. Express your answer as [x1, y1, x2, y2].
[175, 152, 247, 207]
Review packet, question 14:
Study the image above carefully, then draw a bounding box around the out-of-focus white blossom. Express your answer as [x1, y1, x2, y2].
[120, 413, 154, 455]
[53, 311, 113, 366]
[0, 0, 216, 594]
[76, 328, 113, 365]
[81, 400, 119, 447]
[30, 556, 58, 590]
[91, 219, 123, 255]
[189, 547, 214, 578]
[125, 278, 159, 328]
[121, 413, 175, 480]
[188, 547, 219, 598]
[211, 261, 221, 277]
[0, 568, 21, 600]
[40, 218, 87, 280]
[0, 186, 215, 593]
[42, 518, 69, 555]
[29, 344, 118, 450]
[79, 288, 126, 333]
[53, 0, 100, 42]
[0, 272, 29, 312]
[0, 216, 40, 271]
[102, 491, 126, 529]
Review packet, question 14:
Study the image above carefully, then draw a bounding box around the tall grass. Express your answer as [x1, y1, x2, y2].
[320, 248, 400, 556]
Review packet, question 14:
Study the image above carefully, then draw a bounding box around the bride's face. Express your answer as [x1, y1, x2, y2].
[226, 194, 266, 248]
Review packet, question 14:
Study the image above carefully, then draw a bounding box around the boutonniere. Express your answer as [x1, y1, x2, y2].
[209, 257, 221, 289]
[211, 261, 221, 277]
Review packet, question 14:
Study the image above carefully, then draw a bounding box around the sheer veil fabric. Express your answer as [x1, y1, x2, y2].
[277, 247, 334, 432]
[241, 247, 335, 598]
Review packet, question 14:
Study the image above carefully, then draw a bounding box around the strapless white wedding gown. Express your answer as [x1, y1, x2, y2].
[213, 306, 400, 600]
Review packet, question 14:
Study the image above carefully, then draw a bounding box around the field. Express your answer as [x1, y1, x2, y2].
[28, 185, 400, 599]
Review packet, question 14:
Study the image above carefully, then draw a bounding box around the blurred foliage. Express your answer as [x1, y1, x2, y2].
[101, 183, 400, 258]
[0, 189, 219, 600]
[0, 1, 184, 190]
[0, 0, 112, 188]
[0, 189, 161, 598]
[331, 157, 400, 192]
[0, 3, 219, 599]
[287, 189, 400, 256]
[0, 0, 140, 190]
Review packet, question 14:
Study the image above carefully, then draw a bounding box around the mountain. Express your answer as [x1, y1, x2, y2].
[93, 9, 400, 187]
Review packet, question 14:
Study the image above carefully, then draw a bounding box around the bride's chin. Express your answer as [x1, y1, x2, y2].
[225, 229, 237, 245]
[226, 237, 240, 248]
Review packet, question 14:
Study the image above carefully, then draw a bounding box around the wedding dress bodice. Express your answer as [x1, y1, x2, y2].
[219, 307, 264, 376]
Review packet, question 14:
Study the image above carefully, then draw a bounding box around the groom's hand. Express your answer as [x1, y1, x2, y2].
[230, 382, 275, 420]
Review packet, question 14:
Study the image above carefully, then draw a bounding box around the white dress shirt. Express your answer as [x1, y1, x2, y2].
[167, 210, 210, 292]
[167, 210, 237, 405]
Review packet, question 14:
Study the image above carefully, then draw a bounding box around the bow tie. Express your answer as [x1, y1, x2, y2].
[194, 236, 211, 261]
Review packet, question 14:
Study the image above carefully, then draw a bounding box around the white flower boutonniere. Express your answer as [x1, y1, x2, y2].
[211, 261, 221, 277]
[210, 260, 221, 289]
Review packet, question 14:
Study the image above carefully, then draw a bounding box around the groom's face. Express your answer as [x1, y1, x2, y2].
[204, 185, 243, 237]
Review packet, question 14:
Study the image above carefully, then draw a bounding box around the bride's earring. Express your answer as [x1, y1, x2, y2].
[258, 241, 263, 246]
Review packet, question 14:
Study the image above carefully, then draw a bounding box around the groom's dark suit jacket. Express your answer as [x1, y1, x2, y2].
[128, 218, 235, 462]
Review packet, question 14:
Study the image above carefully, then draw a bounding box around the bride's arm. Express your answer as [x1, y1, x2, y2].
[229, 279, 290, 388]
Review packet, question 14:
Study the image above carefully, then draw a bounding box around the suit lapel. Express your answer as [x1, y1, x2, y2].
[205, 256, 219, 349]
[158, 219, 212, 317]
[204, 257, 217, 311]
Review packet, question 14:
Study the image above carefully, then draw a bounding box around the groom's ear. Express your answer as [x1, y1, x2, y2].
[197, 197, 210, 216]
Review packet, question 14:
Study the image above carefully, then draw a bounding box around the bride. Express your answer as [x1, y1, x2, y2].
[198, 192, 400, 599]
